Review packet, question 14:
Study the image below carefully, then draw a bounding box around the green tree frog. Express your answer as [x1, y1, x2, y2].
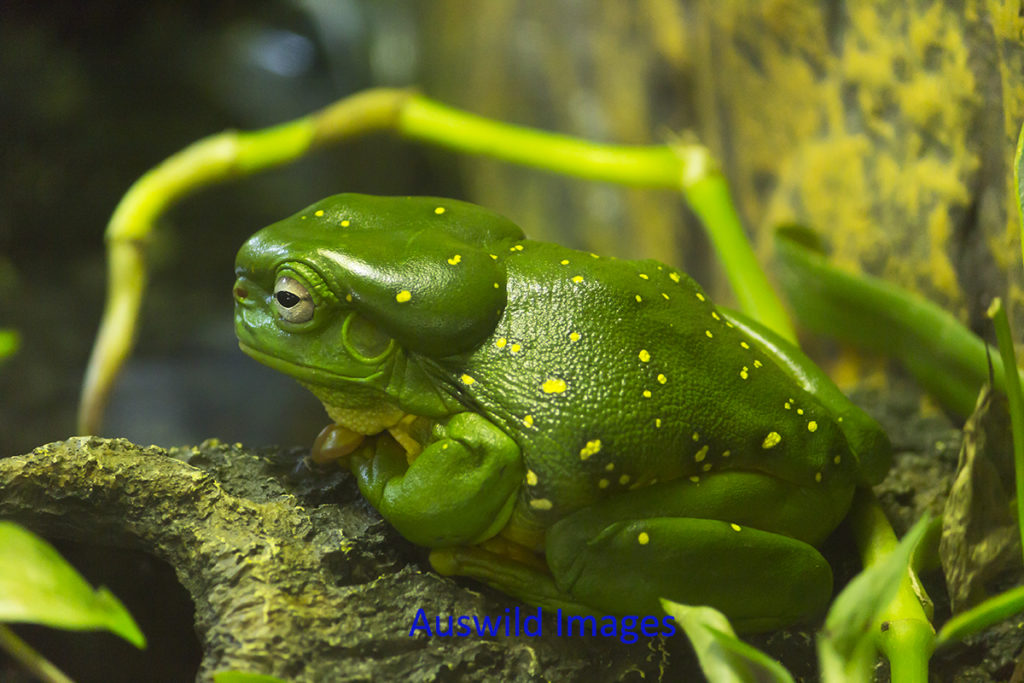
[233, 194, 891, 632]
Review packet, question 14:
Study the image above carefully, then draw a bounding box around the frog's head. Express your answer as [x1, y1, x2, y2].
[233, 194, 524, 419]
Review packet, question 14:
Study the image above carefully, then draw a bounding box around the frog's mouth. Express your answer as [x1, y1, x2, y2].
[237, 341, 386, 386]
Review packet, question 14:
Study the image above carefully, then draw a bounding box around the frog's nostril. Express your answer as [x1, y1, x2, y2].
[234, 284, 249, 300]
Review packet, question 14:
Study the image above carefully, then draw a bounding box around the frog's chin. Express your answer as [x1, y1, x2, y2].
[237, 341, 385, 386]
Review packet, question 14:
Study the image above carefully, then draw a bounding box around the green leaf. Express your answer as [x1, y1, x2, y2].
[661, 600, 795, 683]
[0, 521, 146, 648]
[213, 672, 290, 683]
[818, 515, 930, 681]
[936, 584, 1024, 647]
[0, 328, 18, 362]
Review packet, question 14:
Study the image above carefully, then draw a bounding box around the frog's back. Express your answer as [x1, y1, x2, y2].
[446, 241, 858, 519]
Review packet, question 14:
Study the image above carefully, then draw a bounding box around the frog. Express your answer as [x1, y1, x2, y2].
[233, 193, 892, 632]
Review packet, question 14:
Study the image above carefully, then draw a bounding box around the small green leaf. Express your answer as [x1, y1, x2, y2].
[661, 600, 795, 683]
[818, 516, 930, 680]
[937, 584, 1024, 646]
[0, 522, 146, 648]
[213, 672, 290, 683]
[0, 329, 18, 362]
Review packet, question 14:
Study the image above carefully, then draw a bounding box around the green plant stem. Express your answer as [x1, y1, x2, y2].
[847, 488, 933, 683]
[79, 88, 795, 434]
[987, 298, 1024, 564]
[0, 625, 74, 683]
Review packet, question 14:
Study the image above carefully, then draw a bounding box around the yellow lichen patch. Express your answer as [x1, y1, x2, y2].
[637, 532, 650, 545]
[579, 439, 602, 460]
[526, 470, 538, 486]
[694, 445, 709, 462]
[530, 498, 554, 510]
[396, 290, 412, 303]
[808, 421, 818, 432]
[314, 209, 324, 217]
[434, 206, 446, 215]
[569, 332, 581, 342]
[460, 374, 475, 385]
[541, 378, 567, 394]
[447, 254, 462, 265]
[762, 431, 782, 449]
[639, 349, 651, 362]
[523, 414, 534, 427]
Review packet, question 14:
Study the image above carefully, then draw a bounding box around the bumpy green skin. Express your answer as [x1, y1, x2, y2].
[234, 194, 892, 632]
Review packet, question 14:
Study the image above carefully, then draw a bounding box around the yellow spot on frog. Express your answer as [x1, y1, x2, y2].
[741, 341, 750, 350]
[784, 401, 792, 410]
[642, 390, 652, 398]
[526, 470, 538, 486]
[569, 332, 580, 342]
[495, 338, 507, 348]
[661, 292, 670, 300]
[489, 254, 498, 260]
[639, 349, 651, 362]
[669, 272, 680, 283]
[598, 478, 610, 489]
[834, 455, 842, 464]
[314, 209, 324, 217]
[605, 462, 615, 471]
[541, 378, 567, 394]
[657, 374, 667, 384]
[460, 374, 475, 385]
[579, 439, 602, 460]
[694, 445, 709, 462]
[655, 418, 662, 428]
[753, 360, 763, 368]
[434, 206, 446, 215]
[740, 366, 749, 380]
[530, 498, 553, 510]
[396, 290, 412, 303]
[711, 311, 721, 320]
[695, 292, 706, 302]
[815, 472, 823, 483]
[345, 294, 353, 303]
[689, 475, 700, 483]
[447, 254, 462, 265]
[730, 523, 742, 532]
[523, 415, 534, 427]
[510, 343, 521, 354]
[639, 273, 649, 280]
[572, 275, 584, 283]
[808, 421, 818, 432]
[797, 408, 805, 415]
[635, 294, 643, 303]
[590, 252, 599, 258]
[702, 463, 713, 472]
[341, 219, 350, 227]
[691, 432, 699, 441]
[560, 259, 570, 265]
[762, 431, 782, 449]
[493, 282, 499, 289]
[619, 474, 630, 485]
[722, 450, 731, 458]
[637, 532, 650, 545]
[705, 330, 714, 338]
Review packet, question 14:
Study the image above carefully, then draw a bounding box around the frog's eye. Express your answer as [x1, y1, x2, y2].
[273, 276, 314, 323]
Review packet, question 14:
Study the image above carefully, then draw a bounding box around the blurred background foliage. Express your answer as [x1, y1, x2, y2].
[2, 0, 1023, 457]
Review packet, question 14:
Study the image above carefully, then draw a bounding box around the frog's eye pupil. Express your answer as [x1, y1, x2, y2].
[273, 275, 314, 323]
[276, 291, 301, 308]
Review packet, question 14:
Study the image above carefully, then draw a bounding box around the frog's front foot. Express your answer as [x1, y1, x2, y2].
[311, 423, 365, 465]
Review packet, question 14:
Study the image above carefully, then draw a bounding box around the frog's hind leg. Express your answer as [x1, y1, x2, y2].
[545, 513, 832, 632]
